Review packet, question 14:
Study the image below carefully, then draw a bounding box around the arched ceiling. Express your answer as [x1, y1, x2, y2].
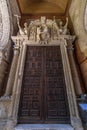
[17, 0, 71, 16]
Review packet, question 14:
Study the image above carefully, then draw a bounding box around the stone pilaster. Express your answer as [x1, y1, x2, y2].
[67, 40, 83, 95]
[60, 38, 83, 130]
[3, 39, 21, 97]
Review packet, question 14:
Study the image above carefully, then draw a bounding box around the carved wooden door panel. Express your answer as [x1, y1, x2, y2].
[18, 46, 44, 123]
[44, 46, 70, 123]
[18, 46, 70, 124]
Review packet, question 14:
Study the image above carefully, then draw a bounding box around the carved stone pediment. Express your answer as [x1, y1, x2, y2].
[15, 16, 71, 44]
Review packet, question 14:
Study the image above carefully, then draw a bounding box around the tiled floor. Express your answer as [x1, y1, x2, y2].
[15, 124, 74, 130]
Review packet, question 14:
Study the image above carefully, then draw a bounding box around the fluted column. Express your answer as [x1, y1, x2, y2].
[67, 40, 83, 95]
[4, 40, 20, 97]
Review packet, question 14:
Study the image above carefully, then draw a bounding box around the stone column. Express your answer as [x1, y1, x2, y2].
[60, 38, 83, 130]
[67, 40, 83, 95]
[11, 43, 27, 118]
[3, 40, 20, 97]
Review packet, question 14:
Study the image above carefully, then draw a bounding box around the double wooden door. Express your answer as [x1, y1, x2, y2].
[18, 46, 70, 124]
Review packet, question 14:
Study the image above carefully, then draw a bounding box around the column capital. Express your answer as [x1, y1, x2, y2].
[58, 35, 76, 48]
[11, 36, 25, 51]
[67, 42, 74, 51]
[66, 35, 76, 51]
[11, 35, 28, 43]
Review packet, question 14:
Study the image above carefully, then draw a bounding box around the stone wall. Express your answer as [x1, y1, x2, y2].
[0, 0, 20, 96]
[69, 0, 87, 92]
[69, 0, 87, 56]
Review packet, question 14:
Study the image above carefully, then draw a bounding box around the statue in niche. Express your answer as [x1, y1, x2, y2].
[58, 17, 69, 35]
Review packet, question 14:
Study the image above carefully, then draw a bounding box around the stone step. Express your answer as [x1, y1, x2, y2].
[15, 124, 74, 130]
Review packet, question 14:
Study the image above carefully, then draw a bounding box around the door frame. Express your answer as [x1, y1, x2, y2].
[17, 45, 70, 124]
[10, 39, 83, 129]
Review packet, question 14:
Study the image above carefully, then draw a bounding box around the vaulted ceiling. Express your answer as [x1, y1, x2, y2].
[16, 0, 73, 33]
[17, 0, 71, 16]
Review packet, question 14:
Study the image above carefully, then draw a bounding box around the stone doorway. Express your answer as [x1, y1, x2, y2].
[18, 46, 70, 124]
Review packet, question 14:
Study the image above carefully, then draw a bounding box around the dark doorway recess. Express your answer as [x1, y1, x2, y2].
[18, 46, 70, 124]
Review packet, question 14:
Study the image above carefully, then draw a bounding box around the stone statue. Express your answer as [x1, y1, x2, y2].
[28, 25, 37, 40]
[40, 25, 49, 41]
[52, 16, 60, 39]
[14, 14, 25, 35]
[40, 16, 46, 24]
[58, 17, 69, 35]
[24, 22, 28, 35]
[37, 25, 50, 44]
[36, 16, 50, 43]
[25, 16, 70, 42]
[36, 25, 41, 41]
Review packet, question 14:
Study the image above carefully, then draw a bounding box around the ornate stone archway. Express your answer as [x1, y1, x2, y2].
[0, 16, 84, 130]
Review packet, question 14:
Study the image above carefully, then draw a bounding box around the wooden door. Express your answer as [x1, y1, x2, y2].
[18, 46, 70, 124]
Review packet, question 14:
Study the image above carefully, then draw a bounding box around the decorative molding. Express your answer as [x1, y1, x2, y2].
[0, 0, 10, 50]
[69, 0, 87, 56]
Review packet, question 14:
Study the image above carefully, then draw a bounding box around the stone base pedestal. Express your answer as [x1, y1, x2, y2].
[74, 128, 84, 130]
[15, 124, 74, 130]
